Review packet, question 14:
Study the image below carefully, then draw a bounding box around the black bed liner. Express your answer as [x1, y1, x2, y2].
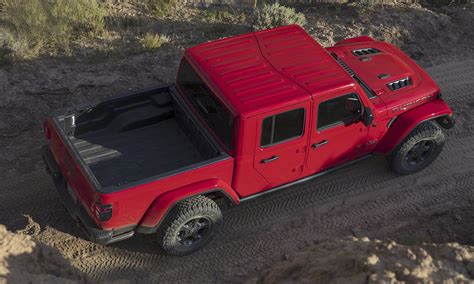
[52, 85, 229, 192]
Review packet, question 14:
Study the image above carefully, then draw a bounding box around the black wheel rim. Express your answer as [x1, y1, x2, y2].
[177, 217, 212, 247]
[405, 139, 435, 166]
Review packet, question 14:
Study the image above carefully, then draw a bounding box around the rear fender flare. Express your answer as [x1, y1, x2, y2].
[375, 100, 453, 155]
[137, 178, 239, 233]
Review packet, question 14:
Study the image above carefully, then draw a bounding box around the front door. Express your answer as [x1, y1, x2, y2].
[253, 102, 310, 188]
[306, 92, 369, 172]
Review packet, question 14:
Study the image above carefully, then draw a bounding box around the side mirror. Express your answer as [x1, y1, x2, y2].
[362, 107, 374, 127]
[345, 97, 362, 115]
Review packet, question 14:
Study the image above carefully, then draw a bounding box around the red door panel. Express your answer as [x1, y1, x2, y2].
[306, 92, 368, 172]
[253, 102, 311, 188]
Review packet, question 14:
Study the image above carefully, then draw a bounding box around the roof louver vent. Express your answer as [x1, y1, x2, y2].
[352, 48, 381, 56]
[387, 77, 412, 91]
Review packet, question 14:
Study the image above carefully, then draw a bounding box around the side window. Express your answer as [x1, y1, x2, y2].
[317, 93, 362, 130]
[261, 108, 305, 147]
[177, 59, 234, 150]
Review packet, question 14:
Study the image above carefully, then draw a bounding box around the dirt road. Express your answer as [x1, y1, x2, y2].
[0, 56, 473, 282]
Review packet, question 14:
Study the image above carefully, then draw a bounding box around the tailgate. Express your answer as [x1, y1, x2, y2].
[44, 117, 101, 226]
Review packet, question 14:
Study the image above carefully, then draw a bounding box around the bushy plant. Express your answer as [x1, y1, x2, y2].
[202, 10, 233, 23]
[140, 33, 170, 50]
[146, 0, 176, 18]
[2, 0, 106, 59]
[252, 3, 306, 30]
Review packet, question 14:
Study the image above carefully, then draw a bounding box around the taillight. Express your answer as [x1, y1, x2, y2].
[95, 202, 112, 222]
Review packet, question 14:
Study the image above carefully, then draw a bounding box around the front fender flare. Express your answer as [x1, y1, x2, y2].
[375, 99, 453, 154]
[136, 178, 240, 233]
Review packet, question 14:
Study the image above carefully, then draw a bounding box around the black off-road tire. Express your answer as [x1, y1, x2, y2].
[388, 121, 445, 175]
[158, 195, 222, 256]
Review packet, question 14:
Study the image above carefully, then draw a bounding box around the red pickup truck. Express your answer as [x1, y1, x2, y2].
[41, 25, 455, 255]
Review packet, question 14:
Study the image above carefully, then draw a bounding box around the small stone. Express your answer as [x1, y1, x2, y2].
[384, 270, 396, 278]
[387, 240, 397, 250]
[367, 254, 380, 265]
[407, 249, 417, 261]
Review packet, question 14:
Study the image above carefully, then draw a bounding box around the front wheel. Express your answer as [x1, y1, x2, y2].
[158, 195, 222, 256]
[388, 121, 445, 175]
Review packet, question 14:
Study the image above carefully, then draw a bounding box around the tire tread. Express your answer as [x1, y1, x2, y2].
[388, 121, 445, 175]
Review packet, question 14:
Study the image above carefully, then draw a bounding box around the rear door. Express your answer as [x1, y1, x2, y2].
[253, 102, 310, 188]
[306, 92, 369, 172]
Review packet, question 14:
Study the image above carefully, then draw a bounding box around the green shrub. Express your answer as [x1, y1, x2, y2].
[252, 3, 306, 30]
[140, 33, 170, 50]
[2, 0, 106, 59]
[146, 0, 176, 18]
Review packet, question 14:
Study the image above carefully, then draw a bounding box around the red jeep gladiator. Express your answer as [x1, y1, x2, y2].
[42, 25, 455, 255]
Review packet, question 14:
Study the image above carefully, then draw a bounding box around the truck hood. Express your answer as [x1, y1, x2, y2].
[328, 40, 440, 116]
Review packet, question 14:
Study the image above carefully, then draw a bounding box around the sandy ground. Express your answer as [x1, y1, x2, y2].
[0, 225, 86, 283]
[255, 237, 474, 283]
[0, 3, 473, 283]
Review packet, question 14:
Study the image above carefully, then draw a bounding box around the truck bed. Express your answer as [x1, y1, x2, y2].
[53, 86, 226, 189]
[71, 119, 205, 187]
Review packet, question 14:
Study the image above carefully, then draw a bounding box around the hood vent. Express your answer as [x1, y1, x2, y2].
[387, 77, 412, 91]
[352, 48, 380, 56]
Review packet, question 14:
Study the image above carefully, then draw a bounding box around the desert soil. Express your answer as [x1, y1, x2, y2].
[0, 3, 473, 283]
[256, 237, 474, 283]
[0, 225, 86, 283]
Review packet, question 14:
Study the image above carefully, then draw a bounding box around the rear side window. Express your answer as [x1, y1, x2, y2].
[261, 108, 305, 147]
[177, 59, 234, 150]
[317, 93, 362, 130]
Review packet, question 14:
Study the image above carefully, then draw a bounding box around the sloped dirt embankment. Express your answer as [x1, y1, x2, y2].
[0, 225, 86, 283]
[255, 237, 474, 283]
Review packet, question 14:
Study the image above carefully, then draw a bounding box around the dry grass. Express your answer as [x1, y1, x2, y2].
[252, 3, 306, 30]
[146, 0, 177, 18]
[140, 32, 170, 50]
[1, 0, 106, 59]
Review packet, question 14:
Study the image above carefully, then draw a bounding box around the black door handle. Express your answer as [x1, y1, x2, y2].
[311, 140, 329, 149]
[261, 155, 279, 164]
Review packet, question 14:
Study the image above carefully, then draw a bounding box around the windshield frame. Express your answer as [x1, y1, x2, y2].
[331, 53, 377, 100]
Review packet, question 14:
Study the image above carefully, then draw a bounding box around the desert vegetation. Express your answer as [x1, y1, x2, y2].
[1, 0, 106, 60]
[140, 32, 171, 50]
[0, 0, 179, 61]
[0, 1, 351, 63]
[252, 3, 306, 30]
[0, 0, 471, 66]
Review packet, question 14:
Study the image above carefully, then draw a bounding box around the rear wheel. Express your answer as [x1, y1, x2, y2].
[158, 195, 222, 256]
[388, 121, 445, 175]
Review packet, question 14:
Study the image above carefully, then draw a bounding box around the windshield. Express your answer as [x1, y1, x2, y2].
[177, 59, 234, 150]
